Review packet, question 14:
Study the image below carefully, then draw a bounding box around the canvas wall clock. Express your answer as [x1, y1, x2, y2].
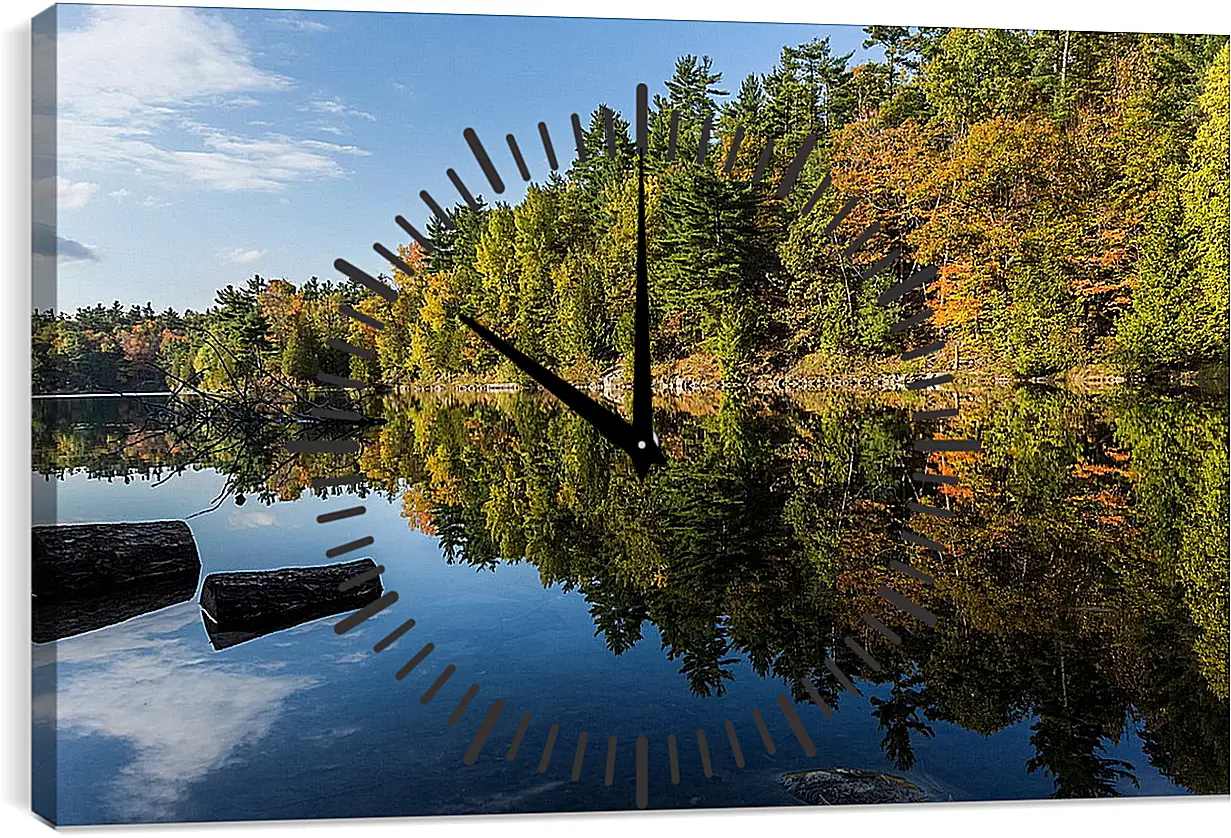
[30, 2, 1229, 826]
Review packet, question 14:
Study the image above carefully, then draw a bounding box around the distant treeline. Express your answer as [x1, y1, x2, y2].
[32, 28, 1229, 395]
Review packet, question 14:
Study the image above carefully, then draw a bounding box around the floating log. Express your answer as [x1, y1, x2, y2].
[31, 521, 202, 643]
[781, 768, 934, 805]
[199, 558, 382, 650]
[32, 520, 201, 597]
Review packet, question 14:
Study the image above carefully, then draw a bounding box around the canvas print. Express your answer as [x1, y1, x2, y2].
[30, 3, 1229, 826]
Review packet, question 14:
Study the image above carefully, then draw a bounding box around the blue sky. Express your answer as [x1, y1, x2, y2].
[49, 5, 878, 313]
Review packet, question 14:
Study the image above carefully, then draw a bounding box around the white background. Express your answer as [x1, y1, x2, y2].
[2, 1, 1228, 836]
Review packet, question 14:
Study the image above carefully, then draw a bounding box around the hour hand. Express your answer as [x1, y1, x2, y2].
[459, 314, 656, 469]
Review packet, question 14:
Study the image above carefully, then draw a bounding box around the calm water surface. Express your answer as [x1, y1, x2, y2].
[31, 387, 1229, 823]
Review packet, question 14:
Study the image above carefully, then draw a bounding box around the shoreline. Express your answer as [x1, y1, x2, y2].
[30, 364, 1226, 400]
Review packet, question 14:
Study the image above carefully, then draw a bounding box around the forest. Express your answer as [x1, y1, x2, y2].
[32, 27, 1229, 394]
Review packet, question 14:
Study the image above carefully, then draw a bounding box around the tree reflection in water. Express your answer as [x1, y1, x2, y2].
[33, 384, 1229, 797]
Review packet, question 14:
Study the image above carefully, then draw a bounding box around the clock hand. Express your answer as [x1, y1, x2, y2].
[632, 83, 664, 469]
[459, 314, 646, 465]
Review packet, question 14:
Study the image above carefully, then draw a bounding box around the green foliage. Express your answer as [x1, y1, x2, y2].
[32, 30, 1229, 394]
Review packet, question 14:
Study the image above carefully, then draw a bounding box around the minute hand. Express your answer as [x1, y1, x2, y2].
[459, 314, 642, 461]
[632, 93, 651, 439]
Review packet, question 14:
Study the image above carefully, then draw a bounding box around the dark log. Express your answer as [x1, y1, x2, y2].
[32, 521, 201, 597]
[31, 521, 202, 642]
[199, 558, 382, 650]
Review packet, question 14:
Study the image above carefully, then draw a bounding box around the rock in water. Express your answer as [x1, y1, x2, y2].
[199, 558, 382, 650]
[781, 768, 933, 805]
[31, 521, 202, 642]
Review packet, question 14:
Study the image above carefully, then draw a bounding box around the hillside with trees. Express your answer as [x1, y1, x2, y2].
[33, 29, 1229, 395]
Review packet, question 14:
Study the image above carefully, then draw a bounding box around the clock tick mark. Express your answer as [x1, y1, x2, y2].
[420, 664, 456, 703]
[908, 501, 954, 519]
[338, 564, 383, 592]
[799, 677, 833, 718]
[317, 505, 365, 524]
[507, 713, 532, 761]
[844, 636, 883, 672]
[776, 694, 816, 756]
[859, 248, 902, 281]
[315, 372, 368, 390]
[914, 437, 980, 452]
[901, 340, 945, 361]
[394, 215, 435, 254]
[910, 406, 958, 421]
[752, 709, 776, 754]
[307, 406, 365, 422]
[324, 338, 375, 360]
[373, 241, 417, 279]
[538, 723, 559, 773]
[880, 586, 939, 626]
[696, 729, 713, 777]
[447, 684, 479, 726]
[570, 732, 588, 780]
[843, 221, 881, 258]
[570, 114, 587, 162]
[463, 127, 505, 194]
[890, 555, 937, 582]
[913, 470, 959, 485]
[905, 373, 954, 390]
[462, 699, 504, 764]
[799, 171, 832, 216]
[891, 306, 933, 333]
[860, 612, 902, 646]
[538, 122, 558, 171]
[334, 258, 398, 302]
[635, 736, 649, 808]
[722, 125, 744, 175]
[602, 107, 617, 159]
[446, 168, 480, 211]
[697, 114, 713, 164]
[822, 195, 860, 236]
[373, 617, 415, 652]
[395, 642, 435, 679]
[286, 439, 360, 454]
[777, 133, 817, 198]
[326, 535, 375, 558]
[604, 736, 617, 785]
[338, 303, 384, 330]
[879, 264, 938, 306]
[334, 590, 399, 635]
[824, 656, 861, 696]
[506, 133, 531, 181]
[751, 137, 774, 185]
[724, 720, 745, 768]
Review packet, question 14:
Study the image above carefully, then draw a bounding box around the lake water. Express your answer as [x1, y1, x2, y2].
[30, 386, 1229, 824]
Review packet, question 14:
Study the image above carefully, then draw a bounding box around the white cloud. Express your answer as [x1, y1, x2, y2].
[33, 176, 99, 210]
[57, 7, 366, 192]
[268, 15, 329, 34]
[108, 187, 130, 201]
[302, 98, 377, 122]
[33, 604, 318, 821]
[300, 139, 371, 157]
[218, 247, 265, 265]
[308, 121, 348, 137]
